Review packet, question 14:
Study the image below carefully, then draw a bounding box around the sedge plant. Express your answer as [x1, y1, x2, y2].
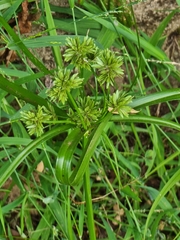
[20, 35, 133, 239]
[1, 0, 180, 239]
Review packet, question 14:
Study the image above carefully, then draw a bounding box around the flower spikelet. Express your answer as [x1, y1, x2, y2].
[108, 90, 133, 117]
[47, 68, 83, 104]
[21, 106, 52, 136]
[68, 97, 102, 129]
[93, 49, 124, 88]
[63, 36, 98, 70]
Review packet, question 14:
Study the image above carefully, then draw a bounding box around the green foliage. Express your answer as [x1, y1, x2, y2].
[95, 0, 134, 27]
[21, 35, 130, 133]
[0, 0, 180, 240]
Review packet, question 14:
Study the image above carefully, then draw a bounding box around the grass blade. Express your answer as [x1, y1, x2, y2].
[43, 0, 63, 67]
[112, 115, 180, 132]
[149, 9, 178, 47]
[130, 89, 180, 109]
[2, 0, 22, 22]
[70, 112, 112, 185]
[0, 124, 72, 188]
[143, 168, 180, 239]
[0, 75, 66, 117]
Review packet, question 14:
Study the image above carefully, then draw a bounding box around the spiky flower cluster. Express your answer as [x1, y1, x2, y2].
[47, 68, 83, 104]
[21, 106, 54, 136]
[68, 97, 102, 129]
[63, 36, 98, 70]
[93, 49, 124, 88]
[64, 37, 124, 89]
[108, 90, 133, 117]
[21, 36, 134, 135]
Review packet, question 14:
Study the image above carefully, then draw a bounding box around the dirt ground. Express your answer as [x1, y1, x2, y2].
[133, 0, 180, 62]
[133, 0, 179, 36]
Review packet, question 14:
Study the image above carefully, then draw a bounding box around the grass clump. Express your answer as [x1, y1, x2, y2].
[0, 0, 180, 240]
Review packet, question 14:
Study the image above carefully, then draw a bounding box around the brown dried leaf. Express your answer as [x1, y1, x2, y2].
[158, 221, 166, 231]
[112, 204, 124, 226]
[28, 11, 41, 22]
[130, 108, 140, 114]
[18, 0, 32, 34]
[0, 48, 17, 66]
[0, 1, 41, 66]
[5, 50, 17, 66]
[36, 161, 44, 173]
[0, 48, 8, 61]
[108, 107, 139, 115]
[0, 48, 6, 58]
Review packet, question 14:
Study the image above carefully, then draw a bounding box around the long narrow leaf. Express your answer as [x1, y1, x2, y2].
[143, 168, 180, 239]
[112, 115, 180, 132]
[149, 9, 177, 47]
[0, 124, 72, 188]
[130, 89, 180, 109]
[2, 0, 22, 22]
[0, 75, 66, 117]
[43, 0, 63, 67]
[0, 0, 17, 10]
[54, 19, 100, 37]
[70, 112, 113, 185]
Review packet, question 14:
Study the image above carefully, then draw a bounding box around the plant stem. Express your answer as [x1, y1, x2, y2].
[71, 7, 78, 36]
[43, 0, 63, 67]
[84, 166, 96, 240]
[67, 92, 86, 129]
[67, 186, 74, 240]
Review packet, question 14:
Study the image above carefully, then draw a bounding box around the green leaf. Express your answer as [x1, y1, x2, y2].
[112, 115, 180, 132]
[30, 207, 54, 240]
[130, 89, 180, 109]
[68, 0, 75, 9]
[2, 0, 22, 22]
[143, 168, 180, 238]
[2, 194, 25, 214]
[121, 185, 141, 201]
[43, 0, 63, 67]
[99, 215, 116, 240]
[96, 26, 117, 48]
[149, 9, 177, 47]
[56, 113, 113, 186]
[56, 127, 84, 184]
[0, 0, 18, 10]
[141, 9, 178, 72]
[145, 186, 172, 210]
[70, 112, 112, 185]
[0, 75, 66, 117]
[0, 125, 72, 188]
[176, 0, 180, 6]
[54, 18, 101, 37]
